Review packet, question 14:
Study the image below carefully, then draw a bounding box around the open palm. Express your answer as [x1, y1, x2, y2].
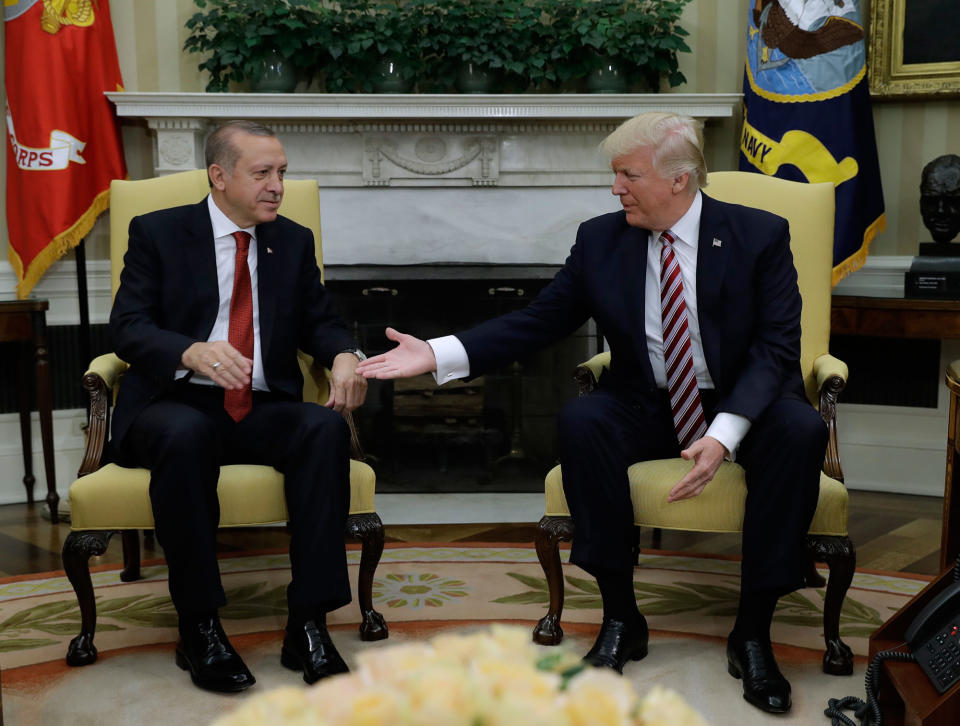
[355, 327, 437, 379]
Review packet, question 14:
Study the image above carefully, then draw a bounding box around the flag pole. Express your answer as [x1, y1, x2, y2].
[75, 239, 91, 393]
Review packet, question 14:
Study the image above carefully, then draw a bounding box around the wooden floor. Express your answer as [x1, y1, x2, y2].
[0, 489, 947, 579]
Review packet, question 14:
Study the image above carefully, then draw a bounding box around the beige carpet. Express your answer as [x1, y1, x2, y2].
[0, 544, 931, 725]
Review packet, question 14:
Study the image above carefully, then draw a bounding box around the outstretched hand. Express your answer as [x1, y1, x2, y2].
[355, 327, 437, 379]
[666, 436, 728, 502]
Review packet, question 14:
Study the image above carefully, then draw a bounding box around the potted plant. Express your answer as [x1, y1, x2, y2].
[322, 0, 427, 93]
[184, 0, 325, 92]
[564, 0, 691, 92]
[431, 0, 514, 93]
[499, 0, 554, 92]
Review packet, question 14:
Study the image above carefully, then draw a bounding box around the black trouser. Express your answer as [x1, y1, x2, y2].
[118, 382, 352, 618]
[556, 386, 827, 594]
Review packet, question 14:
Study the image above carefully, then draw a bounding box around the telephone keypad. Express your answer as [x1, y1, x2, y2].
[917, 623, 960, 694]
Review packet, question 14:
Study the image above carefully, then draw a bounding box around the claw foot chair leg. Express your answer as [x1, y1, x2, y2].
[806, 535, 856, 675]
[533, 515, 574, 645]
[346, 512, 389, 641]
[62, 530, 114, 666]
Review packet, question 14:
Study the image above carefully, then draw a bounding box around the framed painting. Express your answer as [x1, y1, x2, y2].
[868, 0, 960, 98]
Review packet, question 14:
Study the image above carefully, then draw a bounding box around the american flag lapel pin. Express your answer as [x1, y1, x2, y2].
[712, 238, 722, 248]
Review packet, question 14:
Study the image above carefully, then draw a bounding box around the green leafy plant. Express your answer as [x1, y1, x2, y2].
[184, 0, 692, 94]
[321, 0, 415, 92]
[184, 0, 326, 92]
[564, 0, 691, 90]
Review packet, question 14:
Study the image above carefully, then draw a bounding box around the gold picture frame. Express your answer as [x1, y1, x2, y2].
[868, 0, 960, 98]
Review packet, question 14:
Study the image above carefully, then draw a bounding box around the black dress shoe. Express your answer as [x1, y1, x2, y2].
[175, 615, 255, 693]
[582, 616, 649, 673]
[726, 635, 792, 714]
[281, 619, 350, 684]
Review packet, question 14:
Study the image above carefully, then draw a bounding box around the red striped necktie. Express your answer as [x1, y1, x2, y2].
[659, 229, 707, 449]
[224, 231, 254, 422]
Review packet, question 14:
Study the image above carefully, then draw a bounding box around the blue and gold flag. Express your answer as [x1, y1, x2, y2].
[740, 0, 884, 285]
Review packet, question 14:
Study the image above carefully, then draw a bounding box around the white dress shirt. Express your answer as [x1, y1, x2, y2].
[430, 190, 751, 456]
[176, 196, 268, 391]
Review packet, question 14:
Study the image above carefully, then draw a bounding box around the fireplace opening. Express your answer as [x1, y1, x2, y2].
[326, 265, 597, 493]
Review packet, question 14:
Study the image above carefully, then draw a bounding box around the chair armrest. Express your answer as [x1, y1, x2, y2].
[813, 353, 848, 392]
[574, 351, 612, 395]
[813, 353, 848, 484]
[78, 354, 129, 478]
[86, 353, 130, 389]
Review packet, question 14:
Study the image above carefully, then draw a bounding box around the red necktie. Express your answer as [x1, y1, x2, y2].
[659, 230, 707, 449]
[224, 231, 253, 422]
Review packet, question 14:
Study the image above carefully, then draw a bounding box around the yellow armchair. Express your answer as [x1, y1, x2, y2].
[63, 170, 388, 668]
[532, 171, 855, 676]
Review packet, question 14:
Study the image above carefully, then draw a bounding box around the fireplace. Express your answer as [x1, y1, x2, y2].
[107, 92, 740, 491]
[325, 264, 596, 492]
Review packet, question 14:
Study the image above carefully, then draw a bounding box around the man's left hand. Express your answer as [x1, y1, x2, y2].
[666, 436, 728, 502]
[326, 352, 368, 414]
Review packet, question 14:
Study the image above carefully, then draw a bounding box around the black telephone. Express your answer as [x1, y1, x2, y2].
[905, 580, 960, 694]
[826, 567, 960, 725]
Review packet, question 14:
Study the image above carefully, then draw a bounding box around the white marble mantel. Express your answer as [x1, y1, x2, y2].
[108, 92, 741, 266]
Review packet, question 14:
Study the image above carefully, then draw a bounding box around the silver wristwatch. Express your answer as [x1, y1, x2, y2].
[342, 348, 367, 362]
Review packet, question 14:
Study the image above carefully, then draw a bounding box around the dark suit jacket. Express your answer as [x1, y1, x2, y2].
[457, 192, 806, 422]
[109, 198, 356, 447]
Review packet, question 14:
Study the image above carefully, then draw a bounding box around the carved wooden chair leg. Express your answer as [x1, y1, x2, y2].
[346, 512, 388, 642]
[62, 530, 114, 666]
[803, 552, 828, 588]
[532, 515, 574, 645]
[119, 530, 142, 582]
[806, 534, 856, 675]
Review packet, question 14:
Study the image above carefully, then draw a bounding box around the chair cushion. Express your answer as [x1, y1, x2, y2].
[544, 458, 847, 537]
[70, 461, 377, 531]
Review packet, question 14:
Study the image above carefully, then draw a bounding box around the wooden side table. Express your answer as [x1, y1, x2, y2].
[869, 568, 960, 725]
[943, 362, 960, 571]
[832, 296, 960, 339]
[0, 296, 58, 523]
[831, 296, 960, 570]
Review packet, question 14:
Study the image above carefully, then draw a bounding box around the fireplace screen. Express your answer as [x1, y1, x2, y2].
[326, 268, 596, 493]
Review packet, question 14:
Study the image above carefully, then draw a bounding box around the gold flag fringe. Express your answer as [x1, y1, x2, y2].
[13, 187, 112, 299]
[831, 212, 886, 288]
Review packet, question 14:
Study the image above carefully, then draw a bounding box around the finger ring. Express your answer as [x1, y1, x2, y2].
[211, 361, 222, 370]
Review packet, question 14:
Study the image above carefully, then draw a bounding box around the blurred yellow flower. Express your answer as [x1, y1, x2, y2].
[211, 627, 708, 726]
[638, 685, 710, 726]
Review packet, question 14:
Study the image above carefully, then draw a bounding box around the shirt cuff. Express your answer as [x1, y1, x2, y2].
[428, 335, 470, 384]
[705, 412, 751, 461]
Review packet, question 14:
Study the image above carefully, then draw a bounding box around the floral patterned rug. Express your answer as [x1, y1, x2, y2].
[0, 544, 934, 726]
[0, 543, 931, 671]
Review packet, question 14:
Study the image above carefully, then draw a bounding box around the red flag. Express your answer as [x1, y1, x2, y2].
[5, 0, 127, 298]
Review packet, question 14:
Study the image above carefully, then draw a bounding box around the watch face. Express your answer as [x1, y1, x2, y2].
[351, 349, 367, 362]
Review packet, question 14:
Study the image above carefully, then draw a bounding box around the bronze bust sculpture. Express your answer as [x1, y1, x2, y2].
[920, 154, 960, 252]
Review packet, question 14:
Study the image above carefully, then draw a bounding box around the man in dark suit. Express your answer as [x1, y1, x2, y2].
[110, 120, 368, 693]
[357, 112, 826, 715]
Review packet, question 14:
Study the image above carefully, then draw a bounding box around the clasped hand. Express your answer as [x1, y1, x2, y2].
[326, 352, 367, 413]
[181, 342, 367, 414]
[181, 340, 251, 391]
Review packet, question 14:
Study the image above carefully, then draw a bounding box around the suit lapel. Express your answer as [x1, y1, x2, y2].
[186, 199, 220, 338]
[255, 221, 279, 359]
[696, 193, 729, 386]
[616, 223, 658, 387]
